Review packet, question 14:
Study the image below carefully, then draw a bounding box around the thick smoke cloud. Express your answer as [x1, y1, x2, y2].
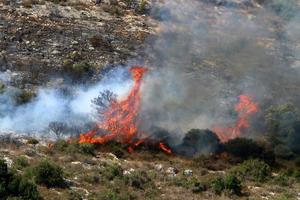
[0, 68, 133, 137]
[140, 0, 300, 141]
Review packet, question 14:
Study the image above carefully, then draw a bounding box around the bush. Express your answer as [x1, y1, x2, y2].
[224, 138, 275, 164]
[79, 143, 96, 155]
[27, 138, 39, 145]
[177, 129, 221, 157]
[211, 177, 224, 195]
[210, 174, 241, 195]
[14, 156, 29, 170]
[232, 159, 271, 182]
[0, 159, 41, 200]
[101, 164, 123, 181]
[34, 160, 65, 188]
[224, 138, 263, 158]
[223, 174, 242, 195]
[15, 90, 36, 105]
[63, 61, 97, 83]
[53, 140, 96, 156]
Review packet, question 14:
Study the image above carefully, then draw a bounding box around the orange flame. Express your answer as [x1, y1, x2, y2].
[79, 66, 147, 145]
[78, 67, 172, 154]
[159, 142, 172, 154]
[213, 94, 259, 142]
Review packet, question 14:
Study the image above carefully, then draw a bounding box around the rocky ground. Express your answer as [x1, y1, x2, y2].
[1, 0, 300, 200]
[0, 0, 153, 88]
[1, 136, 300, 200]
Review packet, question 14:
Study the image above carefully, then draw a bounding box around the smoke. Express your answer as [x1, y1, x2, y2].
[139, 0, 300, 142]
[0, 68, 133, 136]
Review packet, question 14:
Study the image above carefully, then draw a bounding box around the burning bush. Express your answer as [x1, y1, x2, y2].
[176, 129, 221, 157]
[34, 160, 65, 188]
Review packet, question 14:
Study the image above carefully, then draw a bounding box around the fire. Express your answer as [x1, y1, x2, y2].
[213, 94, 259, 142]
[159, 142, 172, 154]
[79, 66, 172, 153]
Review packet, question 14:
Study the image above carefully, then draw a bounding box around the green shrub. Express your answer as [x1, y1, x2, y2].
[34, 160, 65, 188]
[223, 174, 242, 195]
[123, 171, 154, 190]
[210, 174, 241, 195]
[211, 177, 224, 195]
[53, 140, 69, 151]
[101, 164, 123, 180]
[0, 81, 5, 94]
[0, 159, 41, 200]
[27, 138, 39, 145]
[232, 159, 271, 182]
[15, 90, 36, 105]
[98, 189, 128, 200]
[79, 143, 96, 155]
[63, 61, 97, 82]
[14, 156, 29, 170]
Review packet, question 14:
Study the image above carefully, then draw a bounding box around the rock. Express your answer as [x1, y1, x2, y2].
[166, 167, 178, 177]
[183, 169, 193, 176]
[123, 168, 135, 175]
[154, 163, 163, 171]
[71, 161, 82, 165]
[3, 156, 13, 168]
[51, 50, 60, 55]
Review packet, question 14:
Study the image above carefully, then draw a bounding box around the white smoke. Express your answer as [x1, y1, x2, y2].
[0, 67, 133, 134]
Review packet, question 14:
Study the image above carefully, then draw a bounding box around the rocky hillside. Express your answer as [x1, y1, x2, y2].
[0, 0, 153, 87]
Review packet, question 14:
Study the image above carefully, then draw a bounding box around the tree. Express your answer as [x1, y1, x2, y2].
[265, 103, 300, 158]
[92, 90, 117, 120]
[48, 121, 68, 139]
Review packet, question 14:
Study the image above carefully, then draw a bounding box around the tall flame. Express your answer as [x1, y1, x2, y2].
[79, 66, 172, 154]
[213, 94, 259, 142]
[79, 66, 147, 144]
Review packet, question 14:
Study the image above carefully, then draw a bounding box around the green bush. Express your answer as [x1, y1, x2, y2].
[232, 159, 271, 182]
[223, 174, 242, 195]
[79, 143, 96, 155]
[62, 61, 97, 83]
[210, 174, 241, 195]
[15, 90, 36, 105]
[0, 159, 41, 200]
[53, 140, 96, 156]
[101, 164, 123, 181]
[98, 189, 128, 200]
[14, 156, 29, 170]
[27, 138, 39, 145]
[34, 160, 65, 188]
[211, 177, 224, 195]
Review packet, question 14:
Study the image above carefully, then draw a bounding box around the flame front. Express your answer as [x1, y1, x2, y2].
[214, 94, 259, 142]
[79, 66, 172, 153]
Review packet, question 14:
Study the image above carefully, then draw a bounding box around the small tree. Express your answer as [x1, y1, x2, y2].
[48, 121, 68, 139]
[92, 90, 117, 119]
